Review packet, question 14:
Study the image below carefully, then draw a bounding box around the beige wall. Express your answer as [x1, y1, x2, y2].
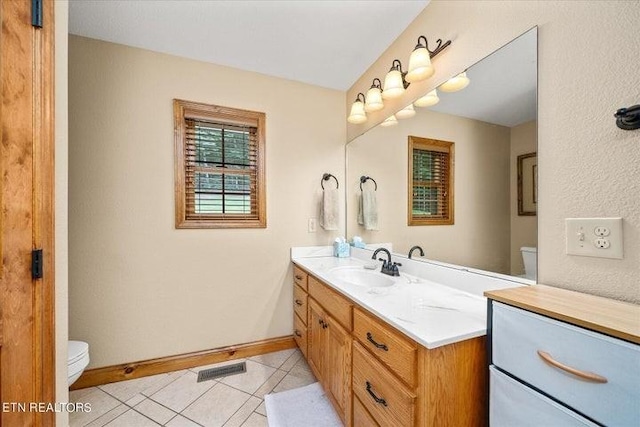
[510, 121, 537, 275]
[55, 0, 69, 424]
[347, 1, 640, 303]
[347, 109, 511, 273]
[69, 36, 346, 368]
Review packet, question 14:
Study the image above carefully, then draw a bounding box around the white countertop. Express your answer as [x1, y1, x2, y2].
[292, 254, 492, 349]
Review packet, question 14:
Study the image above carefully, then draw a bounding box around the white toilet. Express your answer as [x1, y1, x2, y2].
[520, 246, 537, 280]
[68, 341, 90, 386]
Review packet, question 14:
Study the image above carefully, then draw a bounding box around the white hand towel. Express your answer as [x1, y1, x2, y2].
[320, 188, 339, 231]
[358, 189, 378, 230]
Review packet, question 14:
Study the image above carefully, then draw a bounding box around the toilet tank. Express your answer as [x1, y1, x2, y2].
[520, 247, 537, 280]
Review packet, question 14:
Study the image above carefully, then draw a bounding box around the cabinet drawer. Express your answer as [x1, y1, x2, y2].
[308, 276, 352, 330]
[490, 366, 597, 427]
[492, 302, 640, 427]
[293, 284, 308, 324]
[353, 396, 379, 427]
[293, 265, 308, 291]
[293, 313, 307, 358]
[354, 308, 417, 387]
[353, 342, 415, 427]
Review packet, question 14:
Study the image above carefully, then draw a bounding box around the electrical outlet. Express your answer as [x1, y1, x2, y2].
[594, 226, 610, 237]
[566, 217, 623, 259]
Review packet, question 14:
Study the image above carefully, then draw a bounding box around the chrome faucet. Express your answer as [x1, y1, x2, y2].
[408, 245, 425, 259]
[372, 248, 402, 277]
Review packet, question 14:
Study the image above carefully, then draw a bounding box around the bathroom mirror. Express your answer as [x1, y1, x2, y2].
[346, 28, 537, 280]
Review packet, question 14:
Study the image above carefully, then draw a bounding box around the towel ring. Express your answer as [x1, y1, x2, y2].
[321, 173, 339, 190]
[360, 176, 378, 191]
[615, 104, 640, 130]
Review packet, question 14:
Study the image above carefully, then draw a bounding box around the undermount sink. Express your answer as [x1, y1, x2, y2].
[329, 266, 395, 288]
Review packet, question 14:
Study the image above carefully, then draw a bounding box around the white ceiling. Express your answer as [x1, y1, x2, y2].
[68, 0, 429, 91]
[428, 28, 537, 127]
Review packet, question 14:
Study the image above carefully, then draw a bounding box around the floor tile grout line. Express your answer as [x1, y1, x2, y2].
[95, 368, 191, 407]
[214, 380, 257, 397]
[278, 351, 303, 372]
[159, 378, 218, 418]
[94, 386, 129, 408]
[128, 406, 166, 426]
[163, 413, 179, 427]
[166, 411, 206, 427]
[213, 365, 287, 397]
[77, 387, 130, 426]
[140, 369, 195, 399]
[258, 370, 289, 398]
[131, 393, 184, 423]
[218, 394, 256, 427]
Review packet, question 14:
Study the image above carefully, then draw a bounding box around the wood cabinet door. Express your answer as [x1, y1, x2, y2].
[307, 299, 326, 382]
[325, 316, 352, 426]
[0, 0, 55, 425]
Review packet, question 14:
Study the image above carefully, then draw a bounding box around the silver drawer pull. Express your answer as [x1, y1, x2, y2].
[537, 350, 608, 383]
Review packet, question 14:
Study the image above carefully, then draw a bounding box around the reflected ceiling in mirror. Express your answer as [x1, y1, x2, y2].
[346, 28, 537, 282]
[429, 31, 536, 126]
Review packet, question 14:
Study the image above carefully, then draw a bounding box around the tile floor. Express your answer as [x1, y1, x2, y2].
[70, 348, 316, 427]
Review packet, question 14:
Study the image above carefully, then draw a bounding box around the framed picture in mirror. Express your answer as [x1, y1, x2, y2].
[518, 152, 537, 216]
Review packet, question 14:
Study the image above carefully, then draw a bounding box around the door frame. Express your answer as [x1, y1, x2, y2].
[0, 0, 56, 424]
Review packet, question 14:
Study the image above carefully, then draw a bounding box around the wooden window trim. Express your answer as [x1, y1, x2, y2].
[174, 99, 266, 229]
[407, 136, 455, 226]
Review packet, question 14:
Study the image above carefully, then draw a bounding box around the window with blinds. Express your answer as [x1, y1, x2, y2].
[174, 100, 266, 228]
[408, 136, 454, 225]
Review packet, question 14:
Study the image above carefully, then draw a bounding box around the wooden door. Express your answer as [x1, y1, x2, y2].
[307, 299, 325, 382]
[0, 0, 56, 425]
[325, 316, 352, 425]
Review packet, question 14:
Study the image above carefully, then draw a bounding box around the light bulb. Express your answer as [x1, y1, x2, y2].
[439, 72, 470, 92]
[364, 86, 384, 112]
[382, 69, 405, 99]
[414, 89, 440, 107]
[347, 98, 367, 124]
[395, 104, 416, 119]
[380, 115, 398, 127]
[406, 46, 434, 83]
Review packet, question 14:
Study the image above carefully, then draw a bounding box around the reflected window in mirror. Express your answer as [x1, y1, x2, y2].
[408, 136, 454, 226]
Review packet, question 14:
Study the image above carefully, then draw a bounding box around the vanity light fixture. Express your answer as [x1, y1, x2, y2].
[364, 78, 384, 112]
[380, 114, 398, 127]
[439, 71, 470, 92]
[414, 89, 440, 107]
[396, 104, 416, 119]
[406, 36, 436, 83]
[403, 36, 452, 84]
[382, 59, 410, 99]
[347, 93, 367, 124]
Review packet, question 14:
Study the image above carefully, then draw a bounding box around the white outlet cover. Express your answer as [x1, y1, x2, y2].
[566, 217, 623, 259]
[308, 218, 317, 233]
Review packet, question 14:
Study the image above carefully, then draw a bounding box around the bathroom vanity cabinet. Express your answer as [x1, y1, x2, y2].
[292, 267, 308, 358]
[292, 262, 487, 427]
[485, 285, 640, 427]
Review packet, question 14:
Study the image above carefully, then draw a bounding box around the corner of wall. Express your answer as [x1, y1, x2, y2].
[55, 0, 69, 424]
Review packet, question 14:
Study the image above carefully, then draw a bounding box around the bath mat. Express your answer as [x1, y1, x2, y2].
[264, 382, 343, 427]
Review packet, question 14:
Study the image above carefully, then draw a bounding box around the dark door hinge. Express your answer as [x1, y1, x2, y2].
[32, 0, 43, 28]
[32, 249, 43, 280]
